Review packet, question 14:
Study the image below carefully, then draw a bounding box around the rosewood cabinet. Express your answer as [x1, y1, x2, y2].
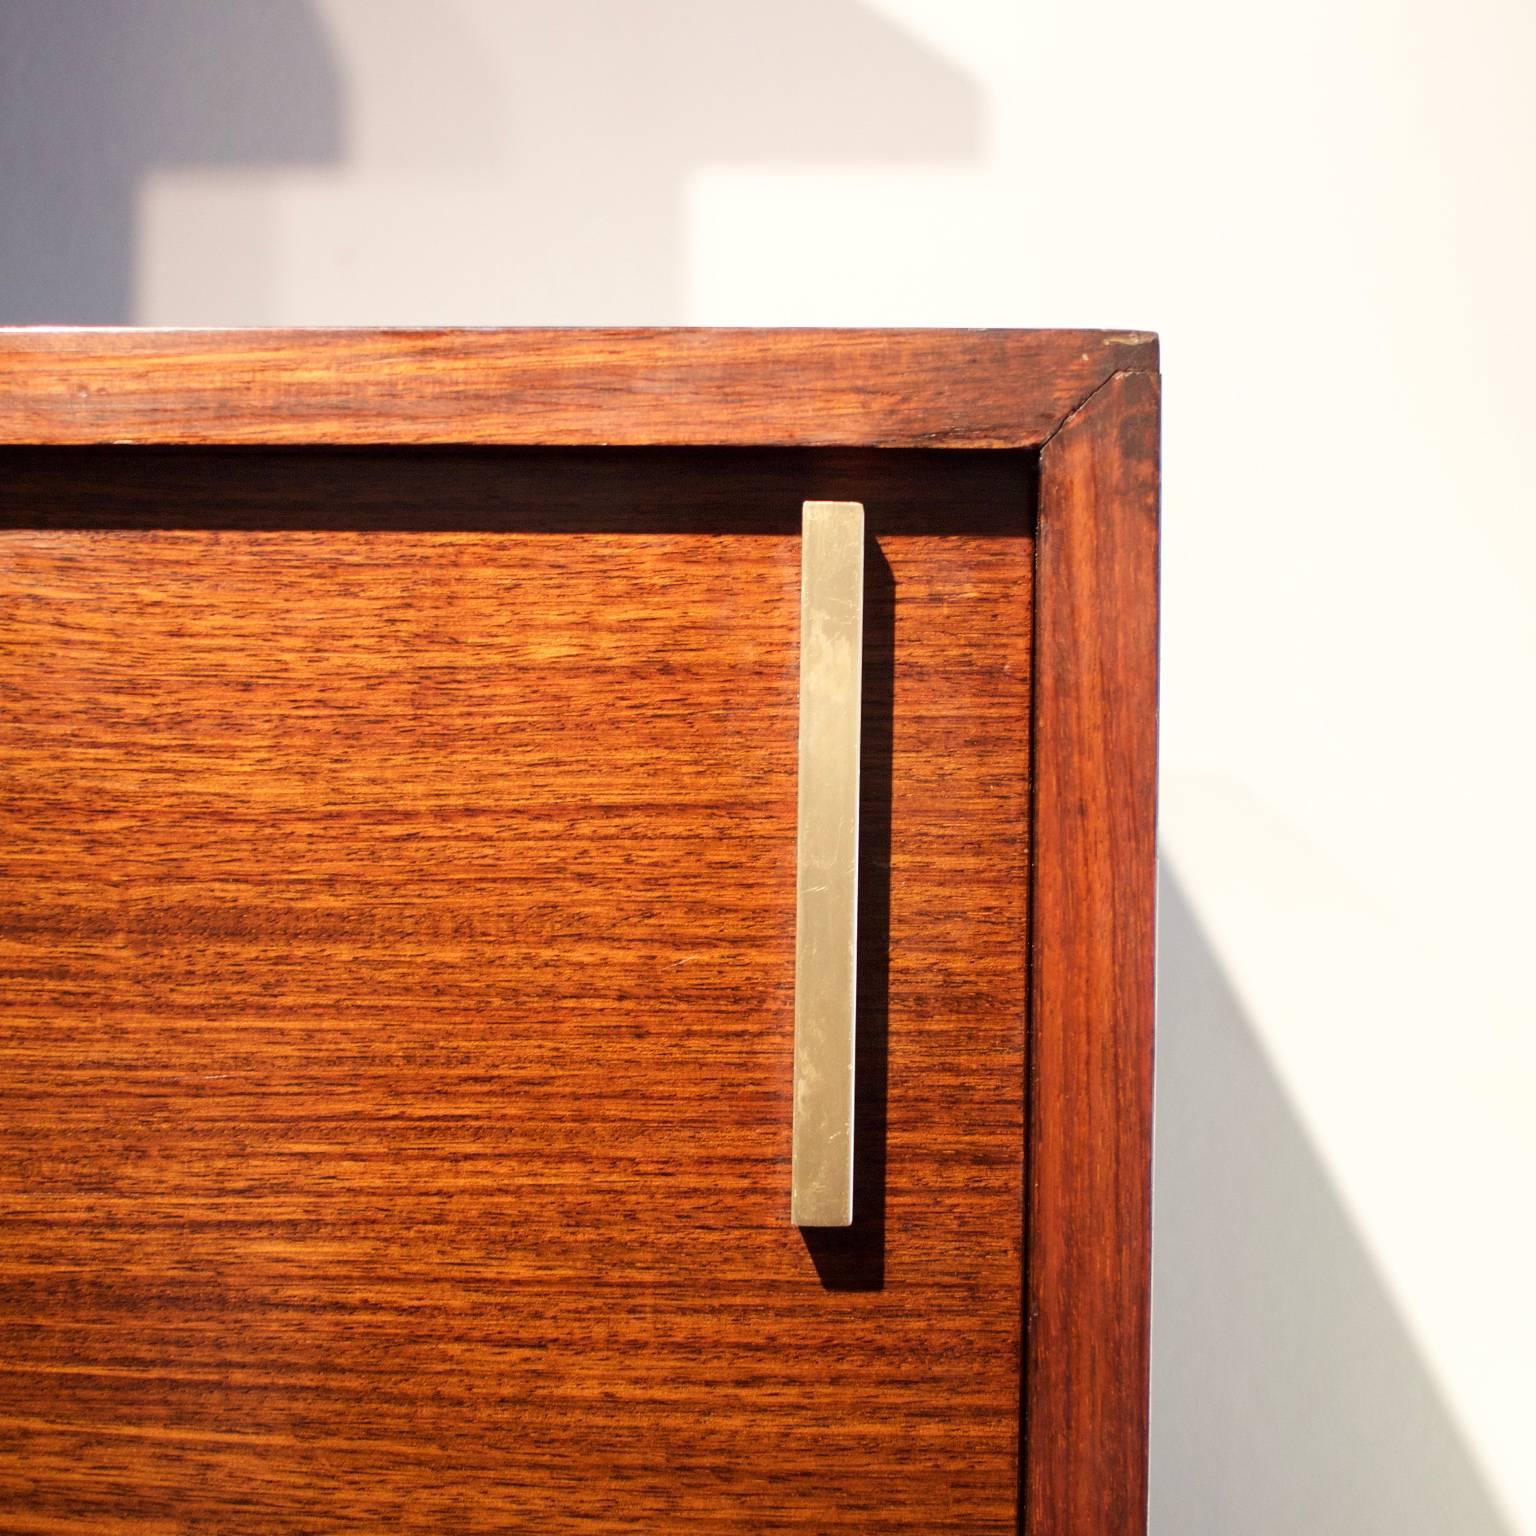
[0, 330, 1158, 1534]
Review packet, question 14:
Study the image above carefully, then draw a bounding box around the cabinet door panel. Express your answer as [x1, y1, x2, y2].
[0, 446, 1032, 1534]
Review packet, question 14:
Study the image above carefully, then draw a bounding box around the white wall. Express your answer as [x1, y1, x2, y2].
[4, 2, 1533, 1529]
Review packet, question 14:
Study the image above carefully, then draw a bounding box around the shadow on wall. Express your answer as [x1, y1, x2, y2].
[0, 0, 981, 325]
[1150, 864, 1514, 1536]
[0, 0, 344, 323]
[442, 0, 983, 320]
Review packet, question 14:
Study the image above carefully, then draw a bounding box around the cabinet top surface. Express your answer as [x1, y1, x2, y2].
[0, 327, 1158, 451]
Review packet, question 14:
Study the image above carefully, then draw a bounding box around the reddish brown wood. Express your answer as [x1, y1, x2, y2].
[0, 328, 1156, 449]
[0, 329, 1160, 1533]
[0, 445, 1033, 1533]
[1026, 369, 1160, 1536]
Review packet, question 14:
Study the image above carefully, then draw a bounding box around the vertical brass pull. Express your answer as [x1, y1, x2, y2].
[791, 500, 864, 1227]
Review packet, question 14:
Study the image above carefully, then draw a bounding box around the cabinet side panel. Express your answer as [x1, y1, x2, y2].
[1027, 372, 1159, 1536]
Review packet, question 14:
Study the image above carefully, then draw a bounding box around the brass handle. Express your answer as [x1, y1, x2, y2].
[790, 501, 864, 1227]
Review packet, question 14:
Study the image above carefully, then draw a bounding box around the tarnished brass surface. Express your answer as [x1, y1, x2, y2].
[791, 500, 864, 1227]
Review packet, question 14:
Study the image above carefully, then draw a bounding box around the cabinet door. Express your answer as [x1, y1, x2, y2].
[0, 444, 1032, 1534]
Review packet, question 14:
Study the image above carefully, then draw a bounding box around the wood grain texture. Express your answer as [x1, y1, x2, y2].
[0, 446, 1034, 1533]
[0, 328, 1156, 450]
[1025, 370, 1160, 1536]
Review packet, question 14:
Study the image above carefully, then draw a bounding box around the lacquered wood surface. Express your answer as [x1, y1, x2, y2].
[1026, 371, 1160, 1536]
[0, 328, 1156, 449]
[0, 446, 1033, 1533]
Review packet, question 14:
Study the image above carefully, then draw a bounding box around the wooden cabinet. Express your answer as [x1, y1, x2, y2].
[0, 330, 1158, 1534]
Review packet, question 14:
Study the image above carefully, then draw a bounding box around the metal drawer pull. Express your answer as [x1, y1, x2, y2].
[791, 500, 865, 1227]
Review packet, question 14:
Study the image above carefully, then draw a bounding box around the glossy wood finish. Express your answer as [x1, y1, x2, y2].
[1027, 371, 1160, 1536]
[0, 328, 1156, 449]
[0, 328, 1160, 1533]
[0, 446, 1034, 1533]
